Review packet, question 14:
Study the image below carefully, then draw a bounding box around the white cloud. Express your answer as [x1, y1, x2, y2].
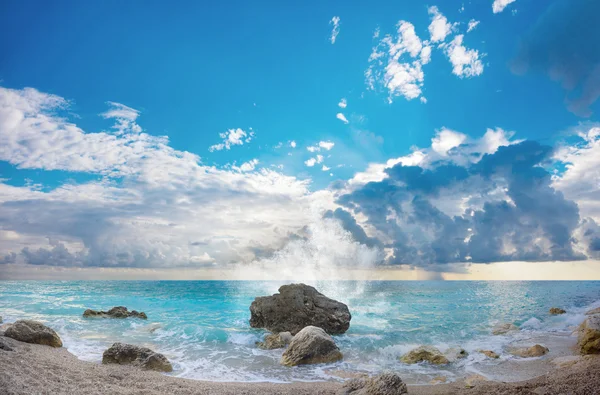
[290, 140, 297, 148]
[444, 35, 484, 78]
[428, 6, 454, 43]
[467, 19, 480, 32]
[239, 159, 259, 172]
[304, 155, 324, 167]
[336, 113, 349, 124]
[330, 16, 340, 44]
[319, 141, 335, 151]
[322, 165, 330, 171]
[209, 128, 254, 152]
[338, 98, 347, 108]
[492, 0, 517, 14]
[431, 128, 467, 156]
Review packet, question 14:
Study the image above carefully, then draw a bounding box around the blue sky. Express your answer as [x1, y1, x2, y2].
[1, 0, 600, 279]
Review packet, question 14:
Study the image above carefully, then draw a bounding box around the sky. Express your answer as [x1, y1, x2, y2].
[1, 0, 600, 280]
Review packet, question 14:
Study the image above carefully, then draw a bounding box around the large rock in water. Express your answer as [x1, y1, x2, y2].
[280, 326, 343, 366]
[83, 306, 147, 319]
[549, 307, 566, 315]
[508, 344, 549, 358]
[340, 373, 408, 395]
[257, 332, 293, 350]
[578, 314, 600, 355]
[102, 343, 173, 372]
[249, 284, 351, 335]
[4, 320, 62, 348]
[400, 346, 449, 365]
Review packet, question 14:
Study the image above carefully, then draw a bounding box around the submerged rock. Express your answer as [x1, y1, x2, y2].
[83, 306, 147, 319]
[340, 373, 408, 395]
[4, 320, 62, 348]
[400, 346, 449, 365]
[280, 326, 342, 366]
[549, 307, 566, 315]
[102, 342, 172, 372]
[491, 322, 519, 335]
[257, 332, 293, 350]
[478, 350, 500, 359]
[585, 307, 600, 316]
[249, 283, 351, 335]
[508, 344, 549, 358]
[578, 314, 600, 355]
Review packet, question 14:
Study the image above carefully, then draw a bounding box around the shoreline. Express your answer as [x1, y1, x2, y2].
[1, 335, 599, 395]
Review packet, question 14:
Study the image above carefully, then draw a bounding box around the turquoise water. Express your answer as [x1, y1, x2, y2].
[1, 281, 599, 383]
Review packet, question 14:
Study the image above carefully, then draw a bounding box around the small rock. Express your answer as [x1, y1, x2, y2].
[430, 376, 447, 384]
[257, 332, 293, 350]
[492, 322, 519, 335]
[4, 320, 62, 348]
[478, 350, 500, 359]
[464, 374, 488, 388]
[585, 307, 600, 316]
[577, 314, 600, 354]
[0, 338, 14, 352]
[340, 373, 408, 395]
[400, 346, 449, 365]
[508, 344, 549, 358]
[83, 306, 147, 319]
[102, 342, 173, 372]
[549, 307, 566, 315]
[280, 326, 342, 366]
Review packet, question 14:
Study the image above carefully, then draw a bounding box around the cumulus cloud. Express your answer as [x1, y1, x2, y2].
[492, 0, 517, 14]
[444, 35, 484, 78]
[428, 6, 455, 43]
[510, 0, 600, 117]
[307, 141, 335, 153]
[336, 113, 349, 124]
[467, 19, 480, 33]
[304, 155, 324, 167]
[290, 141, 297, 148]
[338, 98, 347, 108]
[239, 158, 259, 172]
[209, 128, 254, 152]
[330, 16, 340, 44]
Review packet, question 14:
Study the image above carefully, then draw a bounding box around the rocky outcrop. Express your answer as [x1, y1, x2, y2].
[549, 307, 566, 315]
[280, 326, 343, 366]
[4, 320, 62, 348]
[492, 323, 519, 335]
[585, 307, 600, 316]
[578, 314, 600, 355]
[102, 343, 172, 372]
[83, 306, 147, 319]
[340, 373, 408, 395]
[249, 284, 351, 335]
[478, 350, 500, 359]
[508, 344, 549, 358]
[400, 346, 449, 365]
[257, 332, 293, 350]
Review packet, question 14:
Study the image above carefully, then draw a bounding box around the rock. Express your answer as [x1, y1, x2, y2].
[578, 314, 600, 354]
[249, 283, 351, 335]
[430, 376, 447, 384]
[508, 344, 549, 358]
[445, 347, 468, 362]
[102, 342, 173, 372]
[585, 307, 600, 315]
[464, 374, 488, 388]
[0, 316, 3, 323]
[400, 346, 449, 365]
[478, 350, 500, 359]
[549, 307, 566, 315]
[492, 322, 519, 335]
[340, 373, 408, 395]
[0, 338, 14, 352]
[257, 332, 293, 350]
[0, 322, 13, 335]
[4, 320, 62, 348]
[280, 326, 343, 366]
[83, 306, 147, 319]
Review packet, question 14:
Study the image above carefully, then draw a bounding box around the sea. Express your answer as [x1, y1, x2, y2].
[1, 280, 598, 384]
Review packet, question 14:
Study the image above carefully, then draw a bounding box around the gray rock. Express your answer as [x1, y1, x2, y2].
[0, 338, 14, 352]
[280, 326, 343, 366]
[83, 306, 147, 319]
[102, 342, 173, 372]
[250, 283, 351, 335]
[578, 314, 600, 355]
[340, 373, 408, 395]
[4, 320, 62, 348]
[257, 332, 293, 350]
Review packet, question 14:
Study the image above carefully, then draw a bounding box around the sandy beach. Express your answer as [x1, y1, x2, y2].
[1, 334, 599, 395]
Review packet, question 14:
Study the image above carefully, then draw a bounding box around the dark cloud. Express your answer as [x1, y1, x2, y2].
[323, 208, 382, 248]
[0, 252, 17, 264]
[511, 0, 600, 117]
[338, 141, 586, 266]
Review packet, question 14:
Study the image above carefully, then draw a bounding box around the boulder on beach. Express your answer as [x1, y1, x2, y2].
[250, 284, 351, 335]
[492, 322, 519, 335]
[578, 314, 600, 355]
[257, 332, 293, 350]
[478, 350, 500, 359]
[340, 373, 408, 395]
[585, 307, 600, 316]
[508, 344, 549, 358]
[102, 342, 173, 372]
[400, 346, 449, 365]
[549, 307, 566, 315]
[4, 320, 62, 348]
[280, 326, 343, 366]
[83, 306, 147, 319]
